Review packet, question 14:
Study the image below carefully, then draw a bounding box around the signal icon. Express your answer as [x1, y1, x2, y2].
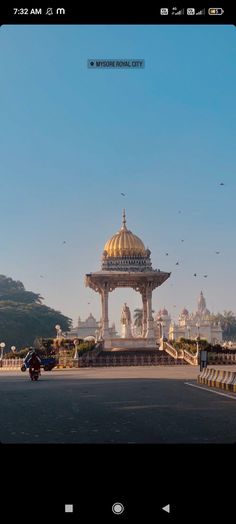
[196, 8, 206, 15]
[175, 8, 184, 15]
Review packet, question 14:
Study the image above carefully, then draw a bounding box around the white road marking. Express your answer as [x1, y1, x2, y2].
[185, 382, 236, 400]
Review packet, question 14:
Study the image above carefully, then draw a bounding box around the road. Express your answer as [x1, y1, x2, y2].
[1, 366, 236, 443]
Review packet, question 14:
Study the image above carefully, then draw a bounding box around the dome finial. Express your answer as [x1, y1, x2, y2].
[103, 210, 146, 258]
[121, 209, 127, 230]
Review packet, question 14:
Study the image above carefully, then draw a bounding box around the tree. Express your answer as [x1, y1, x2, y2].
[133, 308, 155, 327]
[0, 275, 42, 304]
[210, 311, 236, 341]
[0, 275, 72, 349]
[133, 308, 143, 327]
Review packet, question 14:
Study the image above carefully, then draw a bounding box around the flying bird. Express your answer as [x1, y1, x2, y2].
[121, 193, 125, 196]
[215, 251, 220, 254]
[204, 275, 208, 278]
[175, 261, 179, 265]
[193, 273, 197, 277]
[62, 241, 66, 244]
[219, 182, 224, 186]
[181, 239, 184, 242]
[165, 253, 169, 256]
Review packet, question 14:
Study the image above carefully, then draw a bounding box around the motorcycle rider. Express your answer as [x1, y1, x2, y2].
[28, 349, 41, 379]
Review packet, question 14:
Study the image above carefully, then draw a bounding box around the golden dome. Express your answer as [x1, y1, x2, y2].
[104, 210, 146, 257]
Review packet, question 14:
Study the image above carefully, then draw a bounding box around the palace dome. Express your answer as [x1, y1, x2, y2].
[103, 210, 146, 257]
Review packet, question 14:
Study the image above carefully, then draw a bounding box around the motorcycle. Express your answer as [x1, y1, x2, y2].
[29, 367, 40, 381]
[21, 353, 57, 372]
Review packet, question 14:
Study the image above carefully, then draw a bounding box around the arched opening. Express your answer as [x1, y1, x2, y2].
[108, 287, 143, 338]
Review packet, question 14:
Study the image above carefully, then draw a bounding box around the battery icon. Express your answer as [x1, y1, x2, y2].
[208, 8, 224, 15]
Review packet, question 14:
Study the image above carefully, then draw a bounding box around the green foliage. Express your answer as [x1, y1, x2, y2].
[3, 352, 17, 359]
[172, 338, 209, 354]
[77, 341, 96, 355]
[172, 338, 222, 354]
[210, 311, 236, 341]
[133, 309, 143, 327]
[0, 275, 42, 304]
[0, 275, 72, 348]
[4, 348, 29, 359]
[17, 348, 30, 357]
[133, 308, 155, 327]
[59, 339, 77, 349]
[34, 337, 55, 351]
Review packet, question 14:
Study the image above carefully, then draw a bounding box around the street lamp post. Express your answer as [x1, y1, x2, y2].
[55, 324, 61, 339]
[0, 342, 6, 360]
[55, 324, 63, 366]
[73, 339, 79, 360]
[196, 323, 200, 358]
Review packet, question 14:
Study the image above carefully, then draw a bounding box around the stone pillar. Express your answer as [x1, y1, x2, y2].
[146, 286, 155, 341]
[142, 291, 147, 337]
[101, 286, 110, 340]
[100, 292, 104, 336]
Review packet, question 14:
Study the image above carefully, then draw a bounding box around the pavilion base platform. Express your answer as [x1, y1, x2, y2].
[103, 337, 157, 350]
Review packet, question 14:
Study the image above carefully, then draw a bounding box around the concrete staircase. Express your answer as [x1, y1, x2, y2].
[163, 341, 197, 365]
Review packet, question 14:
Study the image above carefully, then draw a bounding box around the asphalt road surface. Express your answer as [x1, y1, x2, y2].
[1, 366, 236, 443]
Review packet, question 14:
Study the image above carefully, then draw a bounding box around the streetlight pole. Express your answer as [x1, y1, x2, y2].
[55, 324, 61, 339]
[73, 339, 79, 368]
[196, 323, 200, 358]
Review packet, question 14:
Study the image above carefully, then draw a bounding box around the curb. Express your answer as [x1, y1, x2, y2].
[198, 367, 236, 392]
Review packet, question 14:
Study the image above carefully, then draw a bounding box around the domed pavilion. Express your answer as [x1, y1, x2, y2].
[85, 210, 170, 349]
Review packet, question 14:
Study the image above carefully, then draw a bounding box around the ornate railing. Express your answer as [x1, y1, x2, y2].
[164, 342, 179, 359]
[0, 358, 24, 368]
[208, 353, 236, 365]
[164, 341, 198, 365]
[182, 350, 198, 366]
[78, 354, 187, 367]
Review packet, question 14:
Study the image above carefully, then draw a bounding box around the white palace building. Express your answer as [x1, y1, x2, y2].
[156, 291, 222, 344]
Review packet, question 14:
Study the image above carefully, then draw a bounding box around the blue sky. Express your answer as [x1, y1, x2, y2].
[0, 24, 235, 331]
